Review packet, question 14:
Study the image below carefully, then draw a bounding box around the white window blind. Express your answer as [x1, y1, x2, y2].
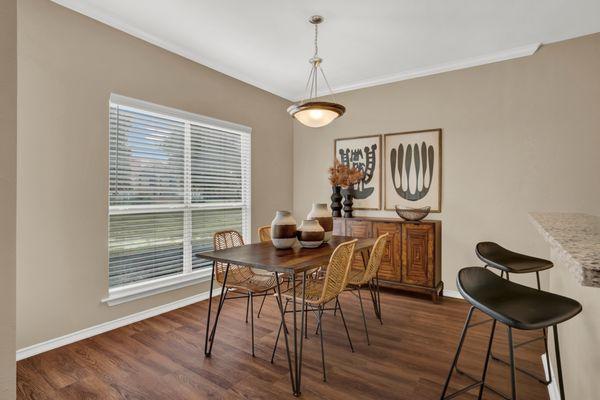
[108, 94, 251, 289]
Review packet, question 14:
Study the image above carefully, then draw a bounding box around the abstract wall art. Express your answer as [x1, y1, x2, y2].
[334, 135, 381, 210]
[384, 129, 442, 212]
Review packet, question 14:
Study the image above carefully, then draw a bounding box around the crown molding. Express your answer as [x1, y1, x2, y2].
[51, 1, 539, 102]
[291, 42, 541, 100]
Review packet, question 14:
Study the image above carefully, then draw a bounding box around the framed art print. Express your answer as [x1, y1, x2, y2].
[384, 129, 442, 212]
[334, 135, 381, 210]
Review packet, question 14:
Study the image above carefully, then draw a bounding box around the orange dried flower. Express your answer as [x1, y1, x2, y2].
[328, 160, 364, 187]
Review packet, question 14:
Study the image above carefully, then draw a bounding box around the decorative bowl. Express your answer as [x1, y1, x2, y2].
[395, 206, 430, 221]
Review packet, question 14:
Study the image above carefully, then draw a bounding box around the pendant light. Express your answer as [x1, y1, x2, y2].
[287, 15, 345, 128]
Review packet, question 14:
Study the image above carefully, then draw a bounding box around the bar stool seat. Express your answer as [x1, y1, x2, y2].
[458, 267, 582, 330]
[441, 266, 582, 400]
[476, 242, 553, 274]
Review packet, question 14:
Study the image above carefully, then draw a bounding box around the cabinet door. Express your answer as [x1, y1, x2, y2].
[372, 222, 401, 281]
[345, 220, 372, 270]
[401, 223, 435, 287]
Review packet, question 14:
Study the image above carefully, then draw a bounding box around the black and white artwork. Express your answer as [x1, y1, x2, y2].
[384, 129, 442, 212]
[334, 135, 381, 210]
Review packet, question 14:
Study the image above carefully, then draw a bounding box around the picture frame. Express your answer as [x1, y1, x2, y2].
[334, 134, 382, 210]
[383, 129, 442, 212]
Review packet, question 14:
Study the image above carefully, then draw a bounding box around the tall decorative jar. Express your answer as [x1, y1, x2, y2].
[307, 203, 333, 242]
[270, 211, 297, 249]
[330, 186, 343, 217]
[297, 219, 325, 248]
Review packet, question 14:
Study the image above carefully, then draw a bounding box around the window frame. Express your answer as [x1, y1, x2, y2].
[103, 94, 251, 306]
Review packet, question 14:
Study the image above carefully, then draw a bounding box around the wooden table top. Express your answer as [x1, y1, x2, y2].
[196, 236, 375, 274]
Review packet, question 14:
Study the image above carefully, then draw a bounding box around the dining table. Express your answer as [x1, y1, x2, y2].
[196, 235, 377, 396]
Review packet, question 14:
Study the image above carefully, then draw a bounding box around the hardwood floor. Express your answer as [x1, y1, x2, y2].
[17, 291, 549, 399]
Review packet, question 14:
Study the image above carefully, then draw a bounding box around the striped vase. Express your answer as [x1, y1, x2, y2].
[270, 211, 297, 249]
[307, 203, 333, 242]
[297, 219, 325, 248]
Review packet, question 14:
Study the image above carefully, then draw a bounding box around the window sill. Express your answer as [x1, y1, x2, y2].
[102, 269, 213, 306]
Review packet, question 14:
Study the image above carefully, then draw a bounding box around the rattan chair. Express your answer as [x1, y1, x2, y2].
[257, 225, 271, 242]
[212, 230, 279, 356]
[271, 239, 358, 382]
[345, 233, 388, 344]
[255, 225, 275, 318]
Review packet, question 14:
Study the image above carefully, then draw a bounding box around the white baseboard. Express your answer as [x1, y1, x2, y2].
[17, 289, 220, 361]
[542, 353, 561, 400]
[442, 289, 463, 299]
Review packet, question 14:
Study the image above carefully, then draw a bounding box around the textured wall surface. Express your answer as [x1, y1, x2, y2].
[17, 0, 293, 349]
[0, 0, 17, 397]
[293, 33, 600, 293]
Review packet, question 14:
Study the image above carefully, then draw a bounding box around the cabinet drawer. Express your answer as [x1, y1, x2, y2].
[372, 222, 401, 281]
[345, 220, 372, 238]
[401, 223, 435, 287]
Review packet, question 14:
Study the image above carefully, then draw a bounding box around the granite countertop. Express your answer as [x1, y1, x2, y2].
[529, 212, 600, 288]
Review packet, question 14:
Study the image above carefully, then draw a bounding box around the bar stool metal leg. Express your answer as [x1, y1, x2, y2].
[553, 325, 566, 400]
[508, 326, 517, 400]
[477, 319, 497, 400]
[440, 306, 475, 399]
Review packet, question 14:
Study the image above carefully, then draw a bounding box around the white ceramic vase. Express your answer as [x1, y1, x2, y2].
[297, 219, 325, 248]
[307, 203, 333, 242]
[270, 210, 297, 249]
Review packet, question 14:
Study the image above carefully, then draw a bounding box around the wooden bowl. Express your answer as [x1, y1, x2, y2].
[395, 206, 430, 221]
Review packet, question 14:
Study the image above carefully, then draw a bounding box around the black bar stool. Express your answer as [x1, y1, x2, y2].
[440, 267, 582, 400]
[476, 242, 554, 388]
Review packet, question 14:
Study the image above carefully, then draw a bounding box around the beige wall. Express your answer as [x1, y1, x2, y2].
[293, 33, 600, 292]
[1, 0, 17, 396]
[17, 0, 293, 349]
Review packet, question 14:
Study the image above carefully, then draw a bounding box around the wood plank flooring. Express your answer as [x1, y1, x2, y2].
[17, 291, 550, 399]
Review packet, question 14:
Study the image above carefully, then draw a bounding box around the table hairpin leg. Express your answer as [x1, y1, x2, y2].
[296, 271, 307, 394]
[205, 262, 229, 356]
[274, 272, 296, 394]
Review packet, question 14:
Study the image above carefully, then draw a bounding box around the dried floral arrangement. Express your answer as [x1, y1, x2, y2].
[328, 160, 364, 188]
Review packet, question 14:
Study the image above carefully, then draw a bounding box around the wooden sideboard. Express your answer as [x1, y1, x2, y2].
[334, 216, 443, 302]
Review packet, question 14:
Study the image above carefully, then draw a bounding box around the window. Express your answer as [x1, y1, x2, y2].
[107, 94, 250, 301]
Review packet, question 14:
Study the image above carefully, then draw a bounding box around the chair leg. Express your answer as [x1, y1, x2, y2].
[318, 306, 327, 382]
[508, 326, 517, 400]
[375, 275, 383, 324]
[357, 287, 370, 345]
[553, 325, 566, 400]
[440, 306, 475, 399]
[304, 302, 308, 339]
[250, 292, 255, 357]
[477, 319, 497, 400]
[271, 299, 289, 363]
[257, 290, 268, 319]
[245, 294, 250, 323]
[336, 297, 355, 353]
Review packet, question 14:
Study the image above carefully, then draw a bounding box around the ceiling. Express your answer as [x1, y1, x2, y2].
[52, 0, 600, 100]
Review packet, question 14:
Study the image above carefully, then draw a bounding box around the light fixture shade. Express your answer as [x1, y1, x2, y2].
[287, 101, 346, 128]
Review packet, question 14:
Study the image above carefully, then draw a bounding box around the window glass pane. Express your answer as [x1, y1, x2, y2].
[191, 208, 243, 270]
[109, 106, 185, 206]
[108, 98, 250, 290]
[191, 124, 242, 204]
[109, 211, 184, 287]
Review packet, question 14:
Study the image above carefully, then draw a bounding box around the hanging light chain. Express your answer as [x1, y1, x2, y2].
[299, 15, 338, 104]
[313, 22, 319, 58]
